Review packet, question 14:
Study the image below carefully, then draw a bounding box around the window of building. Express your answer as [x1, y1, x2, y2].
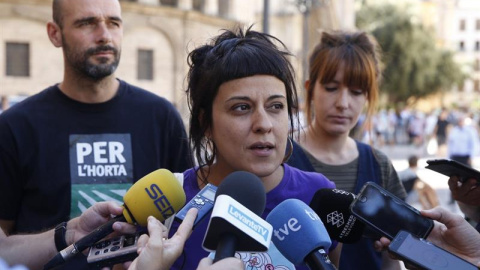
[474, 79, 480, 92]
[475, 59, 480, 71]
[160, 0, 177, 7]
[218, 0, 230, 18]
[137, 49, 154, 81]
[476, 19, 480, 30]
[475, 41, 480, 51]
[459, 41, 465, 51]
[459, 19, 466, 31]
[192, 0, 205, 11]
[6, 42, 30, 77]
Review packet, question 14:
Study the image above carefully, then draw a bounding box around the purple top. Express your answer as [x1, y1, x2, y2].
[169, 164, 337, 270]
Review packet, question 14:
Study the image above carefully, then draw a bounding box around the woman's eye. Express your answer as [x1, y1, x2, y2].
[324, 87, 337, 92]
[271, 103, 285, 110]
[351, 89, 364, 96]
[233, 104, 249, 111]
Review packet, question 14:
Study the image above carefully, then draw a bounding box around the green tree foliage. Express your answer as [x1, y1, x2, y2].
[356, 4, 465, 104]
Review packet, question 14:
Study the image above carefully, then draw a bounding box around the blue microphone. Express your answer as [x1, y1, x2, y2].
[266, 199, 337, 270]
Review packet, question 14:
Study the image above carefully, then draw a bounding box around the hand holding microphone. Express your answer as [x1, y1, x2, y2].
[44, 169, 186, 269]
[266, 199, 337, 270]
[0, 201, 136, 270]
[67, 201, 137, 248]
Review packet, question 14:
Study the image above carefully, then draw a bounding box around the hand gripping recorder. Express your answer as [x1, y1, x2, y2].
[175, 183, 217, 227]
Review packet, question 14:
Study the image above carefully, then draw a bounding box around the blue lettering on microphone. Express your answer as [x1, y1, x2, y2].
[145, 184, 174, 219]
[228, 205, 269, 241]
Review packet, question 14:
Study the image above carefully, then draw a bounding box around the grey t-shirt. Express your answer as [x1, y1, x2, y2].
[301, 145, 407, 200]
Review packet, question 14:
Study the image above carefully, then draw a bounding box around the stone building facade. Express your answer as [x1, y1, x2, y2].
[0, 0, 354, 118]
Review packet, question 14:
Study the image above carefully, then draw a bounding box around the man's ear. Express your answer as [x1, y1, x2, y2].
[47, 21, 62, 48]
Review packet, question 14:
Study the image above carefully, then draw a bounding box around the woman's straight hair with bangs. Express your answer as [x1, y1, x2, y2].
[305, 31, 382, 128]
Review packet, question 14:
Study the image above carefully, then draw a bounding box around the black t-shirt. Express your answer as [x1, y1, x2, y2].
[0, 80, 192, 269]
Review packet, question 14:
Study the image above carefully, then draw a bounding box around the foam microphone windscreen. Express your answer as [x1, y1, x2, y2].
[123, 168, 186, 226]
[203, 171, 270, 253]
[309, 188, 365, 243]
[266, 199, 331, 265]
[214, 170, 266, 215]
[43, 169, 187, 270]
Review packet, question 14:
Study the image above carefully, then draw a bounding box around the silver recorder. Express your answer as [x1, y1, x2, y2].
[87, 233, 142, 268]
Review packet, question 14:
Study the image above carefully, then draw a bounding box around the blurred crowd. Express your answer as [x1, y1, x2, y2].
[348, 107, 480, 158]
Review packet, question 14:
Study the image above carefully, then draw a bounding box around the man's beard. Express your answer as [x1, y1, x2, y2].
[63, 39, 121, 80]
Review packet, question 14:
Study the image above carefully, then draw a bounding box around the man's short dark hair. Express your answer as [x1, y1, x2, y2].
[52, 0, 64, 28]
[408, 155, 418, 167]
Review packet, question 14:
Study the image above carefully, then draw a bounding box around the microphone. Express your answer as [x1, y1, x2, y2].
[266, 199, 337, 270]
[202, 171, 273, 263]
[309, 188, 365, 243]
[44, 169, 186, 269]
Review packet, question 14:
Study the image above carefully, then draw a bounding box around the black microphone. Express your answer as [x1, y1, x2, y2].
[44, 169, 186, 270]
[309, 188, 366, 243]
[202, 171, 272, 263]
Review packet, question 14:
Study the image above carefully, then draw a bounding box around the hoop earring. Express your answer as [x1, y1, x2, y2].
[204, 137, 216, 166]
[283, 137, 294, 163]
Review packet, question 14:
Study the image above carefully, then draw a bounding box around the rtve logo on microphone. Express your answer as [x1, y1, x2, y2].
[69, 134, 134, 218]
[273, 209, 320, 241]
